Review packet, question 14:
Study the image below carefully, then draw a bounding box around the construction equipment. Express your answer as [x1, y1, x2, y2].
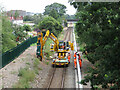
[50, 44, 54, 51]
[52, 52, 68, 67]
[36, 30, 50, 60]
[36, 30, 74, 66]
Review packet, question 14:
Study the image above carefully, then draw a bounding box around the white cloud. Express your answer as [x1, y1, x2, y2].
[0, 0, 76, 15]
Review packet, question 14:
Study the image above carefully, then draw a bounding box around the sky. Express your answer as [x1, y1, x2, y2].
[0, 0, 76, 15]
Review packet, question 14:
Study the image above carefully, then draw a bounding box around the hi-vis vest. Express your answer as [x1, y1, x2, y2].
[74, 53, 76, 59]
[68, 55, 71, 59]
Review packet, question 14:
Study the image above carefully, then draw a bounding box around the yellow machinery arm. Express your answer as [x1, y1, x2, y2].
[36, 29, 74, 61]
[49, 33, 59, 51]
[42, 30, 50, 46]
[42, 30, 59, 51]
[36, 30, 59, 60]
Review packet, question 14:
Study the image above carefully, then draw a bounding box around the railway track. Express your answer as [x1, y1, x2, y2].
[63, 31, 69, 40]
[68, 28, 72, 41]
[61, 68, 66, 89]
[47, 29, 70, 89]
[47, 68, 56, 89]
[47, 68, 66, 89]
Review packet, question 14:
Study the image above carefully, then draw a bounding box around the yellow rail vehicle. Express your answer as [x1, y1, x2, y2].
[36, 30, 74, 67]
[52, 52, 69, 67]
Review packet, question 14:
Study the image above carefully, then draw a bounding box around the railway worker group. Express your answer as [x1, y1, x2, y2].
[67, 52, 82, 69]
[74, 52, 82, 69]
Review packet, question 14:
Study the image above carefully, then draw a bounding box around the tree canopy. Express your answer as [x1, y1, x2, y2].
[2, 16, 17, 53]
[38, 16, 63, 36]
[23, 13, 44, 24]
[44, 3, 67, 20]
[65, 14, 76, 20]
[23, 25, 31, 32]
[71, 2, 120, 89]
[23, 15, 33, 21]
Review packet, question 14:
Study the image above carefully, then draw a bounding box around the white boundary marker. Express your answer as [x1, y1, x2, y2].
[73, 26, 83, 89]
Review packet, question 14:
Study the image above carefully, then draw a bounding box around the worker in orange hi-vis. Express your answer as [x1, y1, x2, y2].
[77, 53, 82, 68]
[74, 52, 77, 69]
[68, 53, 71, 63]
[62, 45, 65, 50]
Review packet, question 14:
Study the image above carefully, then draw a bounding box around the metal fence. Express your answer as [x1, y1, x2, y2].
[0, 36, 37, 69]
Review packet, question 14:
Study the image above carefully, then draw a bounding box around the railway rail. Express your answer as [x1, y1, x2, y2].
[47, 29, 69, 89]
[47, 68, 56, 89]
[61, 68, 66, 89]
[47, 68, 66, 89]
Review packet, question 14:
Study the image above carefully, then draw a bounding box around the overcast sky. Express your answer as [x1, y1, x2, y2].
[0, 0, 76, 15]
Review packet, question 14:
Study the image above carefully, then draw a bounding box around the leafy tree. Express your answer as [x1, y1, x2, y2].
[44, 3, 67, 20]
[14, 10, 19, 20]
[23, 14, 44, 24]
[49, 9, 59, 20]
[2, 15, 17, 53]
[23, 25, 31, 32]
[0, 10, 2, 53]
[12, 25, 27, 42]
[23, 15, 33, 21]
[65, 14, 76, 19]
[32, 13, 44, 24]
[71, 2, 120, 89]
[38, 16, 63, 36]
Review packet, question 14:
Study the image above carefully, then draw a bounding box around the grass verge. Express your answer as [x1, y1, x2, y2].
[13, 58, 40, 88]
[13, 68, 35, 88]
[30, 43, 37, 46]
[34, 58, 40, 75]
[58, 30, 64, 41]
[44, 38, 54, 59]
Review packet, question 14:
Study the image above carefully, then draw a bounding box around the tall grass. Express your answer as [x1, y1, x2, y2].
[33, 58, 40, 74]
[13, 68, 35, 88]
[44, 38, 54, 59]
[13, 58, 41, 88]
